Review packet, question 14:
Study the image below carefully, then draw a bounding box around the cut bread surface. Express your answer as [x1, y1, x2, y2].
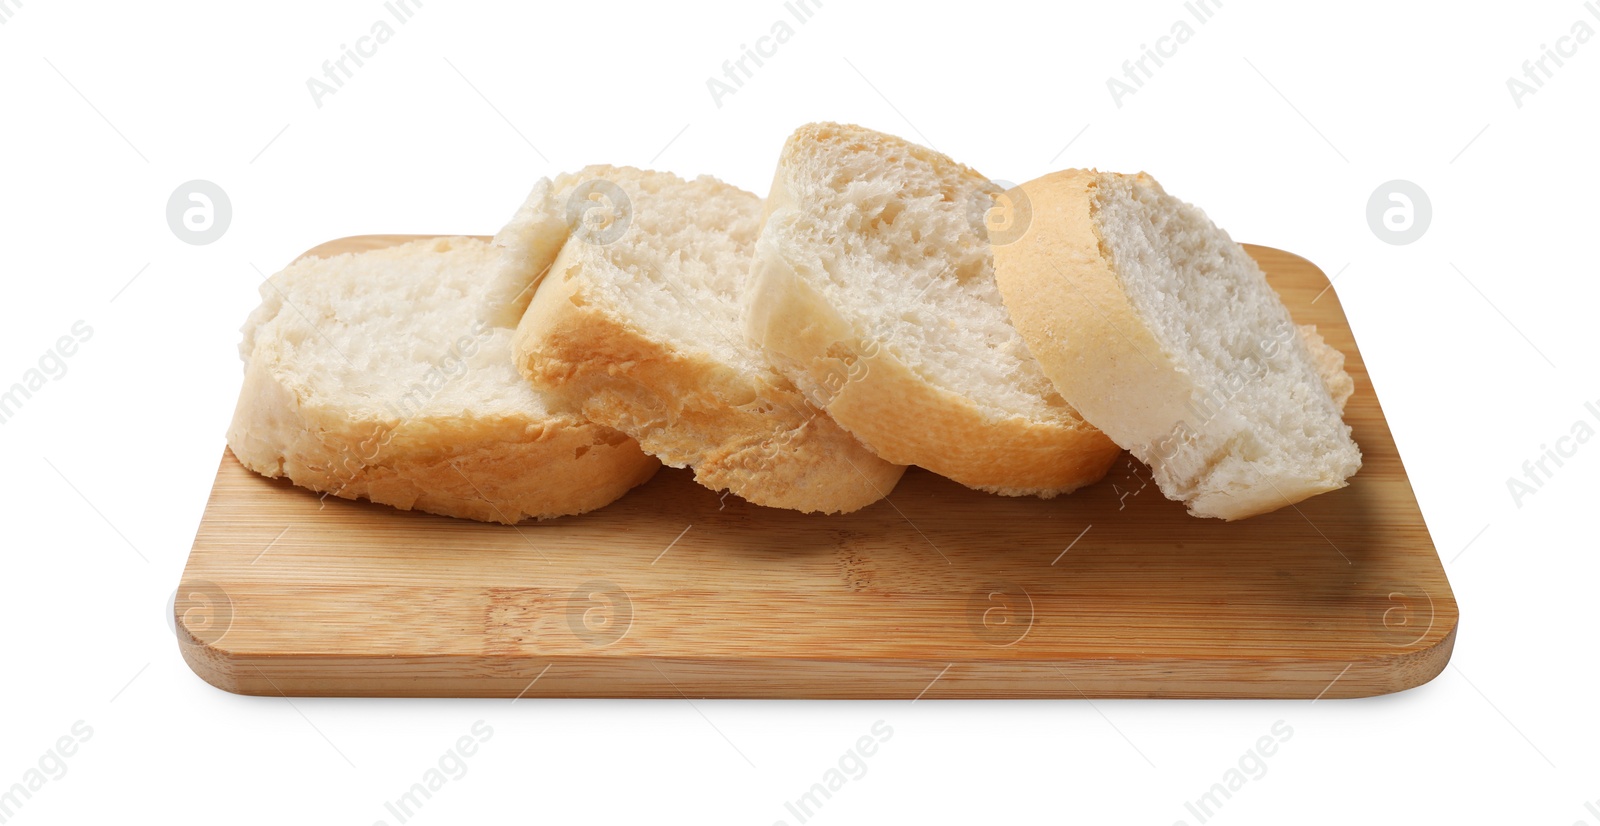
[1298, 324, 1354, 412]
[991, 170, 1361, 520]
[747, 122, 1120, 496]
[499, 165, 905, 514]
[226, 236, 659, 523]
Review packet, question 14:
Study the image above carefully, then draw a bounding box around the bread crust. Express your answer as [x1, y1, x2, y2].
[749, 124, 1120, 496]
[515, 239, 905, 513]
[226, 237, 660, 524]
[227, 363, 657, 523]
[990, 170, 1195, 452]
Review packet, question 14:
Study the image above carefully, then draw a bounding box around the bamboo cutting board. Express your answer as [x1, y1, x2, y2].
[175, 238, 1457, 699]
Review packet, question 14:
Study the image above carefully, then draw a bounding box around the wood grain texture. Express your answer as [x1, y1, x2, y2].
[176, 238, 1457, 699]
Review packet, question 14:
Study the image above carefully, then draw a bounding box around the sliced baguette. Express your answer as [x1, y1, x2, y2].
[498, 165, 905, 513]
[990, 170, 1362, 520]
[226, 236, 659, 523]
[746, 123, 1120, 496]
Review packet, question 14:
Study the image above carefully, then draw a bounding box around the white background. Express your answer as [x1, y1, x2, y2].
[2, 0, 1596, 823]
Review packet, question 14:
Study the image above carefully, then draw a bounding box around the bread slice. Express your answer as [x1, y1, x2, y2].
[990, 169, 1362, 520]
[746, 123, 1121, 496]
[498, 165, 905, 513]
[226, 236, 659, 523]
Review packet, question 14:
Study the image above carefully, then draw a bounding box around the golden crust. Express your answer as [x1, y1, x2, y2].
[226, 337, 659, 524]
[990, 169, 1196, 452]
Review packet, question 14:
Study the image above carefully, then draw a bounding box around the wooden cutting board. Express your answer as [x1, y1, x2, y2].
[176, 238, 1457, 699]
